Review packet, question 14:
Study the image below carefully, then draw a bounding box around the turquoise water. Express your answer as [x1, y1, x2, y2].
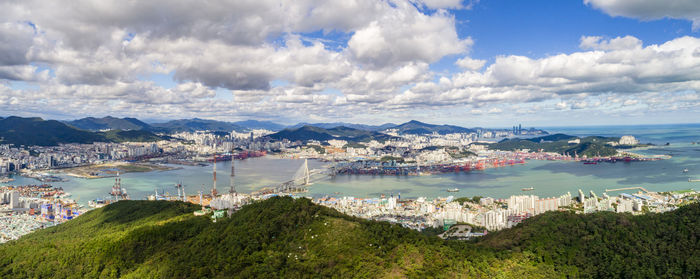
[2, 124, 699, 203]
[543, 123, 700, 144]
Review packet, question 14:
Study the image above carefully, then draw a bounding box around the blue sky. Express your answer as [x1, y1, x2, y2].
[0, 0, 698, 127]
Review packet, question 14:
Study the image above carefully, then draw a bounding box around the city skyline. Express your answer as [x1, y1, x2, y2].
[1, 0, 699, 126]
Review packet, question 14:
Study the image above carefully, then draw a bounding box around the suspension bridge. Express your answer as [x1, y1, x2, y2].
[255, 159, 333, 194]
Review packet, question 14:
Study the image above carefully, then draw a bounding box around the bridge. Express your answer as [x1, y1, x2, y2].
[255, 159, 333, 194]
[604, 187, 649, 193]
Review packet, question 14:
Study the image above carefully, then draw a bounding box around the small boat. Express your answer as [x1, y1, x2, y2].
[521, 187, 534, 191]
[683, 168, 689, 173]
[447, 188, 459, 192]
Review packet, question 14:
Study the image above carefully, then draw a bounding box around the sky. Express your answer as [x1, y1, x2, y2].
[0, 0, 699, 127]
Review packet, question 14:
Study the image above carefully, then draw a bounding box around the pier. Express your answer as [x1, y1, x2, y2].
[605, 187, 649, 193]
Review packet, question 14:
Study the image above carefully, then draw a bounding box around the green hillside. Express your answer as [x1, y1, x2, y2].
[0, 197, 697, 278]
[98, 129, 167, 143]
[0, 116, 166, 146]
[0, 116, 104, 146]
[269, 125, 395, 142]
[489, 134, 621, 157]
[150, 118, 246, 133]
[392, 120, 475, 135]
[479, 203, 700, 278]
[66, 116, 152, 131]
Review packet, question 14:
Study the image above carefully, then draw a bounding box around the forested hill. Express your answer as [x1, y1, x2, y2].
[489, 134, 623, 157]
[269, 125, 395, 142]
[0, 197, 697, 278]
[0, 116, 166, 146]
[479, 203, 699, 278]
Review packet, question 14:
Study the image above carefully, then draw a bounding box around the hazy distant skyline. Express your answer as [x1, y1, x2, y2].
[1, 0, 699, 126]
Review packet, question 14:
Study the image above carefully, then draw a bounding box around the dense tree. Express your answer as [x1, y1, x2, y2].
[0, 197, 696, 278]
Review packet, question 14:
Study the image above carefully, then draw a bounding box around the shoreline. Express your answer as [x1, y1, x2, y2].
[58, 162, 179, 179]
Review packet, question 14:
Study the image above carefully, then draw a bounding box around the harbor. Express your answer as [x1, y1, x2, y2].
[0, 184, 82, 243]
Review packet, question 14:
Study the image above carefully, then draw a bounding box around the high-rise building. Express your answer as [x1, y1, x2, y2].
[212, 153, 218, 196]
[9, 191, 20, 209]
[507, 195, 537, 214]
[229, 159, 236, 194]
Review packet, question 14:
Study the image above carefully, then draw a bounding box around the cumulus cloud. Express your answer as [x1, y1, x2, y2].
[0, 22, 35, 66]
[348, 3, 471, 68]
[585, 0, 700, 30]
[412, 0, 479, 10]
[455, 57, 486, 70]
[392, 35, 700, 113]
[0, 0, 697, 123]
[579, 35, 642, 50]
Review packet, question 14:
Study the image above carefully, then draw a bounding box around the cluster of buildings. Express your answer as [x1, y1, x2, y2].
[313, 188, 697, 234]
[0, 185, 81, 243]
[0, 128, 282, 175]
[278, 125, 551, 166]
[0, 142, 163, 173]
[167, 130, 283, 160]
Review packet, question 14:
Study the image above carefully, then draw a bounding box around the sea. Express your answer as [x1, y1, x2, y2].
[3, 123, 699, 204]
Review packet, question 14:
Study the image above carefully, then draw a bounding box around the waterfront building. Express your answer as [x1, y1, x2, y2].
[617, 199, 634, 213]
[479, 197, 494, 206]
[9, 191, 20, 210]
[482, 208, 515, 231]
[534, 197, 558, 215]
[209, 193, 250, 210]
[633, 199, 643, 211]
[508, 195, 537, 214]
[619, 136, 639, 145]
[583, 197, 598, 214]
[558, 192, 572, 207]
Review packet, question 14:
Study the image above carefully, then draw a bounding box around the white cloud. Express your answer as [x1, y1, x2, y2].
[455, 57, 486, 71]
[348, 3, 471, 68]
[585, 0, 700, 30]
[579, 35, 642, 51]
[385, 35, 700, 116]
[412, 0, 479, 10]
[556, 101, 568, 110]
[0, 22, 35, 66]
[0, 0, 697, 124]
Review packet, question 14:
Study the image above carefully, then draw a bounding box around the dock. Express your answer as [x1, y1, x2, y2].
[605, 187, 649, 193]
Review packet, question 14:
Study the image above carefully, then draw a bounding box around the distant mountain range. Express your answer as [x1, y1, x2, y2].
[286, 122, 397, 131]
[4, 115, 534, 145]
[389, 120, 475, 135]
[67, 117, 284, 133]
[0, 117, 165, 146]
[63, 117, 487, 137]
[66, 116, 151, 131]
[150, 118, 248, 133]
[269, 120, 481, 142]
[268, 125, 396, 142]
[231, 120, 286, 131]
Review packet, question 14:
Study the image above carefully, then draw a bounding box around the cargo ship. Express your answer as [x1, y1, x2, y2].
[208, 154, 232, 162]
[234, 150, 267, 160]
